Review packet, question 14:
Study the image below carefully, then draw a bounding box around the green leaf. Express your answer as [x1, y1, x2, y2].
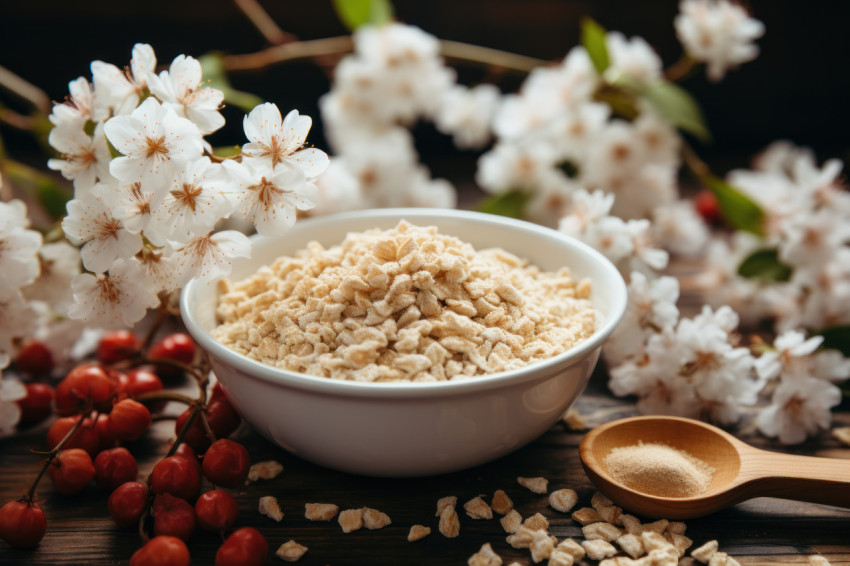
[817, 325, 850, 358]
[476, 190, 532, 219]
[638, 80, 711, 142]
[199, 53, 264, 113]
[581, 18, 609, 75]
[704, 176, 766, 236]
[332, 0, 394, 31]
[213, 145, 242, 158]
[737, 249, 792, 282]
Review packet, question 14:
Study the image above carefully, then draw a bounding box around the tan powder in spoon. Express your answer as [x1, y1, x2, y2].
[603, 442, 715, 498]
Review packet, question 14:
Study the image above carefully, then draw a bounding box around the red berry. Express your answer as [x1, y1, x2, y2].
[97, 330, 141, 364]
[120, 368, 164, 400]
[48, 448, 96, 495]
[95, 447, 138, 491]
[202, 439, 250, 488]
[207, 399, 241, 439]
[17, 383, 54, 426]
[149, 333, 196, 378]
[14, 341, 54, 376]
[108, 481, 148, 528]
[174, 408, 209, 453]
[151, 456, 200, 501]
[47, 416, 100, 456]
[55, 364, 115, 414]
[215, 527, 267, 566]
[695, 189, 721, 223]
[0, 499, 47, 548]
[130, 535, 190, 566]
[195, 489, 238, 533]
[109, 399, 151, 441]
[152, 493, 196, 541]
[94, 413, 118, 452]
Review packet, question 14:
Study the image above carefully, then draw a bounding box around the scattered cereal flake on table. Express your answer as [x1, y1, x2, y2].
[517, 476, 548, 494]
[571, 507, 601, 525]
[597, 504, 622, 524]
[439, 505, 460, 538]
[600, 558, 646, 566]
[522, 512, 549, 532]
[582, 539, 617, 561]
[691, 540, 719, 563]
[363, 507, 392, 530]
[640, 519, 669, 534]
[832, 427, 850, 446]
[618, 514, 642, 533]
[648, 547, 680, 566]
[669, 532, 693, 556]
[590, 491, 613, 510]
[809, 556, 832, 566]
[464, 496, 493, 519]
[642, 531, 673, 554]
[506, 526, 535, 549]
[616, 533, 644, 559]
[338, 508, 365, 533]
[258, 496, 284, 522]
[547, 549, 575, 566]
[500, 509, 522, 533]
[436, 495, 458, 516]
[491, 489, 514, 515]
[561, 408, 586, 431]
[583, 522, 622, 542]
[708, 551, 740, 566]
[548, 489, 578, 513]
[556, 539, 585, 560]
[467, 542, 503, 566]
[304, 502, 339, 521]
[666, 521, 687, 535]
[246, 460, 284, 483]
[529, 529, 557, 563]
[275, 540, 307, 562]
[407, 524, 431, 542]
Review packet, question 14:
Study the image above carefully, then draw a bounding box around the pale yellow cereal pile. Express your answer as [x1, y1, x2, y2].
[214, 221, 596, 382]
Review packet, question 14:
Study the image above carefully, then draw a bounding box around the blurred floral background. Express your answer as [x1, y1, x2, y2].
[2, 0, 850, 447]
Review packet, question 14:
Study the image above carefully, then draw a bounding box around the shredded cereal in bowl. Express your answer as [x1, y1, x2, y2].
[213, 221, 597, 383]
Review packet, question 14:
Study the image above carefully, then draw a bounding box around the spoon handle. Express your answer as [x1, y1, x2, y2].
[738, 449, 850, 508]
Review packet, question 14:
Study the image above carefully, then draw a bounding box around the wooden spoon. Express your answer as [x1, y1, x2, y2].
[579, 415, 850, 519]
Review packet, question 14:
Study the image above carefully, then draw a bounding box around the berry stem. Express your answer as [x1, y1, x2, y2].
[25, 410, 88, 502]
[140, 304, 171, 350]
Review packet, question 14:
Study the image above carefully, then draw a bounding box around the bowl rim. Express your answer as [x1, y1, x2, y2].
[180, 208, 627, 399]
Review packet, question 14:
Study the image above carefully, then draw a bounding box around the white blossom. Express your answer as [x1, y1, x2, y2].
[68, 258, 159, 327]
[604, 32, 663, 85]
[0, 375, 26, 433]
[0, 288, 38, 354]
[23, 241, 81, 312]
[242, 103, 329, 178]
[104, 97, 203, 188]
[652, 199, 709, 257]
[172, 230, 252, 285]
[49, 76, 94, 128]
[0, 201, 42, 290]
[434, 84, 500, 149]
[62, 192, 142, 273]
[149, 157, 233, 243]
[91, 43, 156, 120]
[131, 247, 180, 293]
[310, 158, 364, 216]
[47, 122, 112, 192]
[223, 159, 317, 237]
[146, 54, 225, 135]
[675, 0, 765, 82]
[756, 376, 841, 444]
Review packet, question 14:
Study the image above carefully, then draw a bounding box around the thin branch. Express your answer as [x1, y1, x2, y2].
[665, 53, 699, 83]
[223, 35, 548, 74]
[232, 0, 295, 45]
[0, 65, 51, 114]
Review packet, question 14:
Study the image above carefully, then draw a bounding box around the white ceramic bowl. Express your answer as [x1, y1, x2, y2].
[181, 209, 627, 477]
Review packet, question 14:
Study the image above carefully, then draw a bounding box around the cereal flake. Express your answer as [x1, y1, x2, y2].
[548, 489, 578, 513]
[275, 540, 307, 562]
[407, 524, 431, 542]
[491, 489, 514, 515]
[439, 505, 460, 538]
[517, 476, 548, 494]
[246, 460, 284, 483]
[467, 542, 502, 566]
[305, 502, 339, 521]
[338, 508, 364, 533]
[258, 496, 284, 522]
[464, 496, 493, 520]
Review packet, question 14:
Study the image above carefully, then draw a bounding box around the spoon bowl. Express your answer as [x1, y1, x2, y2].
[580, 416, 850, 519]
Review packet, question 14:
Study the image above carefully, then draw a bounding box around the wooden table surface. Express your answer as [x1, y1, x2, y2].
[1, 363, 849, 566]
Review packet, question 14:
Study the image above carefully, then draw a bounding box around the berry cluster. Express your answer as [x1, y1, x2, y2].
[0, 329, 268, 565]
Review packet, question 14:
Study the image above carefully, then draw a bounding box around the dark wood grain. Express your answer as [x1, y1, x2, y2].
[1, 364, 849, 566]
